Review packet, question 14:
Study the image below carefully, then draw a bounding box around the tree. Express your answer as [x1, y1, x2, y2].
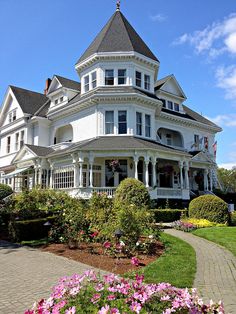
[217, 167, 236, 193]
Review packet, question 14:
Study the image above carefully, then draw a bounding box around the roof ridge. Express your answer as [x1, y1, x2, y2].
[9, 85, 46, 96]
[54, 75, 80, 84]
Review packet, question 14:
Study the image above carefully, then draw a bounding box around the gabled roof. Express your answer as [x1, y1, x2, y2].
[9, 86, 48, 115]
[77, 10, 158, 64]
[25, 144, 54, 156]
[54, 75, 81, 91]
[155, 74, 186, 99]
[155, 75, 172, 89]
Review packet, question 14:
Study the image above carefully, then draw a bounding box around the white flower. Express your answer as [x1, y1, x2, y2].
[136, 242, 140, 246]
[148, 235, 154, 239]
[120, 240, 125, 246]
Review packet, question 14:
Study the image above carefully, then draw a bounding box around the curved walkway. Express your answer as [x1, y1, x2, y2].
[165, 229, 236, 314]
[0, 241, 106, 314]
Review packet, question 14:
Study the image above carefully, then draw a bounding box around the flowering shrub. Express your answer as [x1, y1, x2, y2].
[25, 270, 224, 314]
[172, 220, 197, 232]
[181, 218, 225, 228]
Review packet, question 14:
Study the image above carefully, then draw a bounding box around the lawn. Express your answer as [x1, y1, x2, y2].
[143, 232, 196, 288]
[193, 226, 236, 257]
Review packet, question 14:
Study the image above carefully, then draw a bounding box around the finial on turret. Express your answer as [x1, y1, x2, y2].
[116, 0, 120, 11]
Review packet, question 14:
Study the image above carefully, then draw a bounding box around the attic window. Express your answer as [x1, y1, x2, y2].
[55, 99, 59, 105]
[174, 103, 179, 112]
[60, 96, 64, 102]
[8, 109, 16, 123]
[84, 75, 90, 92]
[167, 101, 173, 110]
[91, 71, 97, 88]
[144, 75, 150, 90]
[160, 99, 166, 107]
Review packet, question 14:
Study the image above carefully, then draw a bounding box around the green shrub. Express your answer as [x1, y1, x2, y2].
[114, 178, 150, 208]
[229, 212, 236, 226]
[152, 209, 188, 223]
[0, 183, 13, 200]
[189, 195, 228, 224]
[8, 216, 56, 242]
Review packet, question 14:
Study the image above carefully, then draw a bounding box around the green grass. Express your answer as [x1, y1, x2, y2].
[20, 238, 48, 247]
[193, 226, 236, 256]
[142, 232, 196, 288]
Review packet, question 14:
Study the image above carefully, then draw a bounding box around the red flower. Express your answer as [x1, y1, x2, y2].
[91, 231, 99, 238]
[131, 257, 140, 267]
[103, 241, 111, 249]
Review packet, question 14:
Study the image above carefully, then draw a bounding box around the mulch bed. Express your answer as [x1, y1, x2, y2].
[41, 241, 164, 275]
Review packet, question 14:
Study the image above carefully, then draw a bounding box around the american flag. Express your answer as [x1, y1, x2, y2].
[212, 141, 217, 157]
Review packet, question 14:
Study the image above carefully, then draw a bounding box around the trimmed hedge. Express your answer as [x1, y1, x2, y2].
[8, 216, 56, 242]
[0, 184, 13, 200]
[114, 178, 150, 207]
[152, 209, 188, 223]
[229, 212, 236, 226]
[189, 195, 228, 224]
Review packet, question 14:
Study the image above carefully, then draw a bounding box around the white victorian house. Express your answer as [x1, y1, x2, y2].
[0, 6, 222, 202]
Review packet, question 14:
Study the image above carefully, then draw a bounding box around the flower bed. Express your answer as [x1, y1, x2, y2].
[25, 270, 224, 314]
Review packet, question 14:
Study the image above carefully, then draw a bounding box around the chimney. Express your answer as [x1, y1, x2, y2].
[44, 78, 52, 95]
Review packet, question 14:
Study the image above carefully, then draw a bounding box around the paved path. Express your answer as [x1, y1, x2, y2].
[165, 229, 236, 314]
[0, 241, 105, 314]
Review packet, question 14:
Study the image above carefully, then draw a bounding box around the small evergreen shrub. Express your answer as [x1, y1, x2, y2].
[8, 216, 56, 242]
[229, 212, 236, 226]
[152, 209, 188, 222]
[114, 178, 150, 208]
[189, 195, 229, 224]
[0, 183, 13, 200]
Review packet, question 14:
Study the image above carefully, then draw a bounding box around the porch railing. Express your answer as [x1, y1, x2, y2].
[157, 187, 182, 197]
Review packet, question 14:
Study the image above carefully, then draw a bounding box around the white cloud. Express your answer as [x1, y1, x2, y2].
[215, 65, 236, 99]
[173, 13, 236, 57]
[207, 113, 236, 127]
[218, 163, 236, 170]
[149, 13, 167, 22]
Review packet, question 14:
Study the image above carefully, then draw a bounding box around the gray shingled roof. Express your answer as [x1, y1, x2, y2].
[55, 75, 81, 91]
[47, 136, 189, 157]
[155, 75, 172, 89]
[25, 144, 55, 156]
[77, 11, 158, 64]
[10, 86, 48, 115]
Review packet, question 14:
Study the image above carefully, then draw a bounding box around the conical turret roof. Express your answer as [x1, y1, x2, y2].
[77, 10, 158, 64]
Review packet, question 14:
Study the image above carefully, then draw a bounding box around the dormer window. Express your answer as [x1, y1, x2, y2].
[160, 99, 166, 107]
[60, 96, 64, 102]
[105, 70, 114, 85]
[174, 103, 179, 112]
[136, 71, 142, 87]
[55, 99, 59, 105]
[167, 101, 173, 110]
[84, 75, 90, 92]
[8, 109, 16, 123]
[118, 69, 127, 85]
[144, 75, 150, 90]
[91, 71, 97, 88]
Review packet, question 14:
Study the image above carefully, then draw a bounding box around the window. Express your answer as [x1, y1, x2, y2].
[167, 101, 173, 110]
[204, 136, 209, 150]
[12, 109, 16, 121]
[105, 111, 114, 134]
[84, 75, 90, 92]
[194, 134, 199, 149]
[91, 71, 97, 88]
[7, 136, 11, 153]
[118, 110, 127, 134]
[118, 160, 128, 184]
[144, 74, 150, 90]
[145, 114, 151, 137]
[118, 69, 127, 85]
[8, 109, 16, 123]
[105, 70, 114, 85]
[20, 130, 24, 148]
[136, 71, 142, 87]
[60, 96, 64, 102]
[15, 133, 19, 151]
[160, 99, 166, 107]
[174, 103, 180, 112]
[166, 134, 172, 145]
[136, 112, 142, 136]
[55, 99, 59, 105]
[53, 166, 74, 189]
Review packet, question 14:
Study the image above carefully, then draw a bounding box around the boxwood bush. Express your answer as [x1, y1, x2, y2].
[114, 178, 150, 208]
[152, 209, 188, 223]
[189, 195, 228, 224]
[0, 183, 13, 200]
[8, 216, 56, 242]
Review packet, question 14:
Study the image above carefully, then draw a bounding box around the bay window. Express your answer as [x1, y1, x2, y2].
[105, 111, 114, 134]
[105, 70, 114, 85]
[118, 69, 127, 85]
[145, 114, 151, 137]
[144, 74, 150, 90]
[136, 71, 142, 87]
[136, 112, 142, 136]
[84, 75, 90, 92]
[91, 71, 97, 88]
[118, 110, 127, 134]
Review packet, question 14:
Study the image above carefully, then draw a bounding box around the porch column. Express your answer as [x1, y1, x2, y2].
[204, 169, 209, 191]
[38, 167, 42, 187]
[34, 166, 38, 187]
[72, 153, 79, 188]
[79, 162, 83, 188]
[144, 157, 149, 188]
[89, 157, 94, 188]
[46, 169, 49, 188]
[152, 159, 157, 187]
[209, 168, 213, 191]
[179, 161, 184, 189]
[48, 160, 54, 189]
[133, 156, 139, 180]
[184, 162, 190, 190]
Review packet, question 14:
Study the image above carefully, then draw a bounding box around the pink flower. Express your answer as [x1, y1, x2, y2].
[130, 301, 142, 313]
[98, 305, 110, 314]
[91, 293, 101, 304]
[91, 231, 99, 238]
[131, 257, 140, 266]
[110, 308, 120, 314]
[65, 306, 76, 314]
[103, 241, 111, 249]
[107, 294, 116, 301]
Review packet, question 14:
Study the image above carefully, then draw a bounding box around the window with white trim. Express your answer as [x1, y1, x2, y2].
[160, 99, 166, 107]
[145, 114, 151, 137]
[118, 69, 127, 85]
[136, 71, 142, 87]
[105, 111, 114, 134]
[118, 110, 127, 134]
[84, 75, 90, 92]
[15, 133, 19, 151]
[20, 130, 25, 148]
[8, 109, 16, 123]
[7, 136, 11, 153]
[167, 101, 173, 110]
[144, 74, 150, 90]
[91, 71, 97, 88]
[174, 103, 179, 112]
[136, 112, 142, 136]
[53, 166, 74, 189]
[92, 165, 102, 187]
[105, 70, 114, 85]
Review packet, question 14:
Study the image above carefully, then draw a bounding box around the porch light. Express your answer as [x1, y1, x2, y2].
[114, 229, 123, 239]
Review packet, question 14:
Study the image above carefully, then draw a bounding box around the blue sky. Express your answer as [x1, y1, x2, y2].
[0, 0, 236, 168]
